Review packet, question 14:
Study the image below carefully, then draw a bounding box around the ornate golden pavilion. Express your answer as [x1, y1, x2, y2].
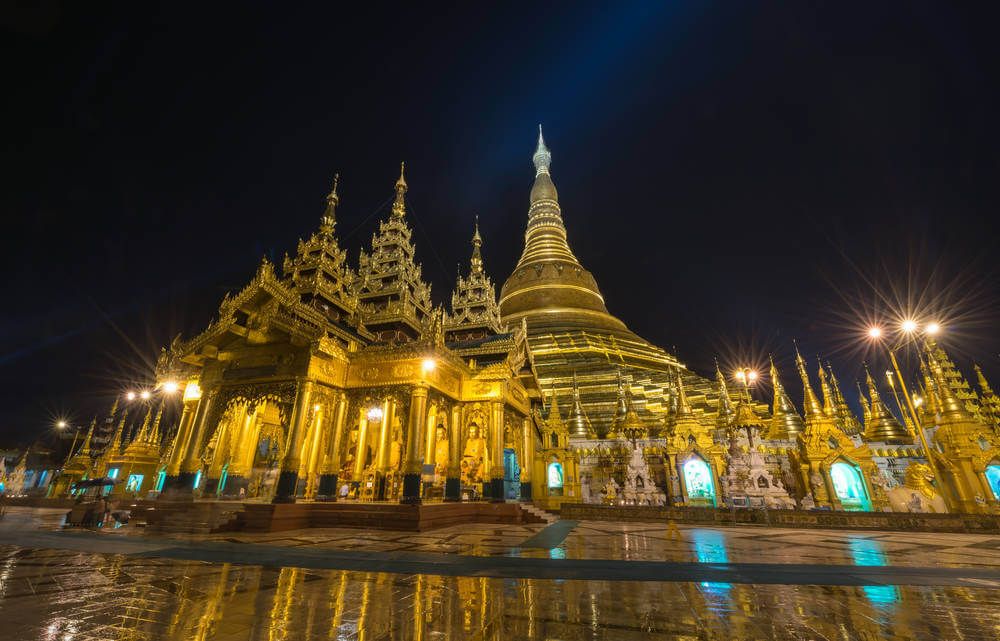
[37, 128, 1000, 517]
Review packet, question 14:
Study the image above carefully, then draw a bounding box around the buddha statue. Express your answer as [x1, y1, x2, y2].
[339, 430, 358, 478]
[461, 423, 488, 483]
[388, 429, 404, 470]
[434, 425, 450, 477]
[887, 463, 948, 513]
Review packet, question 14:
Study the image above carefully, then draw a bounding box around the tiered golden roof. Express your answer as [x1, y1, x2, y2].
[354, 163, 434, 342]
[444, 218, 504, 342]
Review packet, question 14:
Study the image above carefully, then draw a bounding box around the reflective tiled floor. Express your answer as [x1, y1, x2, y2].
[2, 508, 1000, 640]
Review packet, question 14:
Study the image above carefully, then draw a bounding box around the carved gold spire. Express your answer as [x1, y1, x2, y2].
[568, 372, 594, 438]
[715, 360, 734, 428]
[619, 381, 647, 442]
[135, 406, 154, 443]
[109, 408, 129, 453]
[768, 356, 805, 440]
[794, 346, 824, 419]
[320, 173, 340, 237]
[863, 365, 910, 443]
[546, 391, 565, 428]
[974, 364, 1000, 429]
[856, 380, 871, 426]
[614, 368, 629, 428]
[817, 360, 835, 418]
[470, 216, 483, 275]
[391, 161, 407, 219]
[148, 401, 164, 444]
[827, 363, 863, 435]
[925, 344, 977, 425]
[444, 218, 503, 341]
[77, 419, 96, 458]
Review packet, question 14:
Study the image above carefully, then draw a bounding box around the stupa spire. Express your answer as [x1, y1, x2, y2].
[863, 364, 909, 443]
[925, 342, 977, 424]
[470, 215, 484, 276]
[677, 369, 693, 416]
[148, 401, 164, 444]
[817, 359, 835, 417]
[768, 356, 805, 439]
[715, 359, 734, 424]
[78, 419, 96, 457]
[109, 408, 129, 453]
[856, 380, 872, 425]
[794, 346, 823, 418]
[135, 406, 153, 443]
[319, 173, 340, 237]
[533, 124, 552, 176]
[391, 161, 407, 219]
[568, 372, 594, 438]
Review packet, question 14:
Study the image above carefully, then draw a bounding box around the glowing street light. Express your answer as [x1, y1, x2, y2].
[161, 381, 179, 394]
[863, 316, 948, 508]
[56, 420, 68, 429]
[126, 391, 137, 401]
[139, 390, 152, 400]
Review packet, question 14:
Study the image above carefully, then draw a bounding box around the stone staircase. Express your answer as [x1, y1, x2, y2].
[519, 503, 559, 524]
[143, 500, 245, 535]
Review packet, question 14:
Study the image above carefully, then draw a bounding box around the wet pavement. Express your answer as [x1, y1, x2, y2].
[2, 507, 1000, 639]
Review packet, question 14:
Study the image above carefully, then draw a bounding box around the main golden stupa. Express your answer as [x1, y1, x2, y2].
[500, 127, 721, 438]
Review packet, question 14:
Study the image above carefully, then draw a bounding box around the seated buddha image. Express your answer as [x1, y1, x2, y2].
[434, 425, 449, 477]
[461, 423, 488, 483]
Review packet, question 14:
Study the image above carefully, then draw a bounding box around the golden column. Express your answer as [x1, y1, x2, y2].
[402, 385, 429, 504]
[444, 404, 462, 501]
[318, 392, 349, 500]
[489, 402, 505, 501]
[273, 379, 314, 503]
[164, 387, 200, 482]
[374, 397, 394, 499]
[165, 387, 215, 497]
[520, 417, 534, 500]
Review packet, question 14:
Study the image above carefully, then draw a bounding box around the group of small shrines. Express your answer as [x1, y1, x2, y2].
[4, 129, 1000, 519]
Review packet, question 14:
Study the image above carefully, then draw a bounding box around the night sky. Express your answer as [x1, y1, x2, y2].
[3, 2, 999, 445]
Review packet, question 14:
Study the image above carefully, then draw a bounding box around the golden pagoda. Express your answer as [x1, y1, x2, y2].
[498, 127, 724, 437]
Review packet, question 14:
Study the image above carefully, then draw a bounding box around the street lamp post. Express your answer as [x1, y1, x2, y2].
[867, 322, 951, 509]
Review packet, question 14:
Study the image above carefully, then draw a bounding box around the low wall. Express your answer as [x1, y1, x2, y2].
[559, 503, 1000, 534]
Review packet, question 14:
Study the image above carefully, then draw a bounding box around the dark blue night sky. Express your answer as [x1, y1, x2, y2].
[2, 2, 999, 443]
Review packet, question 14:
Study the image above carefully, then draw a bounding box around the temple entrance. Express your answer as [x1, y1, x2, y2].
[830, 461, 871, 511]
[985, 464, 1000, 500]
[681, 457, 716, 507]
[503, 448, 520, 499]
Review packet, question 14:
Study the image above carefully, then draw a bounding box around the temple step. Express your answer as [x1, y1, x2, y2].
[144, 501, 245, 535]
